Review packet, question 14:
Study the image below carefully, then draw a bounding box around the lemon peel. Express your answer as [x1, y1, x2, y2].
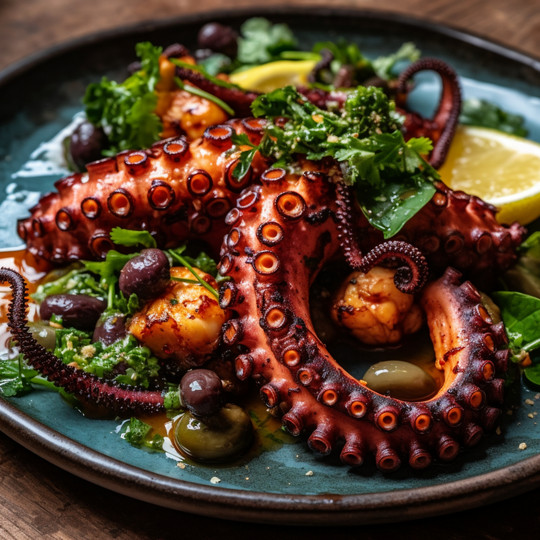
[229, 60, 317, 93]
[438, 126, 540, 224]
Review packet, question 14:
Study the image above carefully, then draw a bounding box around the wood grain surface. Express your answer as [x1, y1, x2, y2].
[1, 1, 540, 538]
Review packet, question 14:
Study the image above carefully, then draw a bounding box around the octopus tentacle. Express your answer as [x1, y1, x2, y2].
[0, 268, 165, 415]
[396, 58, 462, 168]
[360, 240, 429, 293]
[220, 167, 509, 470]
[335, 181, 428, 293]
[175, 67, 259, 117]
[17, 119, 269, 263]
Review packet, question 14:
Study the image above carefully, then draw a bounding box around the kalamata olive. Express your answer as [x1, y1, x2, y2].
[197, 22, 238, 58]
[28, 321, 57, 350]
[93, 313, 127, 346]
[118, 248, 170, 300]
[69, 120, 108, 171]
[174, 404, 253, 463]
[363, 360, 438, 401]
[180, 369, 223, 417]
[40, 294, 106, 331]
[163, 43, 190, 59]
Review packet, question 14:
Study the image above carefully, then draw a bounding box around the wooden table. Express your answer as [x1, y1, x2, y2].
[1, 1, 540, 538]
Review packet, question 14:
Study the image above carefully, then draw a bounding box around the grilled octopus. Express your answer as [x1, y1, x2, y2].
[1, 54, 526, 471]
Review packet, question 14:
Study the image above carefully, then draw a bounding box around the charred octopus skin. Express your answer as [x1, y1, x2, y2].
[6, 56, 525, 471]
[18, 118, 269, 263]
[219, 168, 509, 471]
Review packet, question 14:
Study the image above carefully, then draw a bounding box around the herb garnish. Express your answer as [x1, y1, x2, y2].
[84, 42, 163, 154]
[233, 85, 438, 237]
[460, 98, 528, 137]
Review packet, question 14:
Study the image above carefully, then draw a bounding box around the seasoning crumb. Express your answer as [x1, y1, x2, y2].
[525, 399, 535, 406]
[518, 442, 528, 451]
[305, 470, 314, 477]
[177, 462, 186, 469]
[210, 476, 221, 484]
[528, 413, 535, 419]
[245, 477, 250, 481]
[496, 427, 502, 435]
[535, 393, 540, 400]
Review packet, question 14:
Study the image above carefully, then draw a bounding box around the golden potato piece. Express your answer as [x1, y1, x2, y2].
[331, 266, 423, 346]
[129, 267, 227, 368]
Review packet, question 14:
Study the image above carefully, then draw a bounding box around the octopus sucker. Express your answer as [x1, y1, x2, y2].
[219, 165, 510, 470]
[6, 50, 529, 471]
[17, 119, 269, 263]
[0, 268, 165, 416]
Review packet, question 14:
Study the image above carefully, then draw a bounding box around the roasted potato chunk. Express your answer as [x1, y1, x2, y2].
[128, 267, 227, 368]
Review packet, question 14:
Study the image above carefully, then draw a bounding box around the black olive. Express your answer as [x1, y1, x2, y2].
[40, 294, 106, 330]
[163, 43, 190, 59]
[197, 22, 238, 58]
[28, 321, 57, 350]
[180, 369, 223, 417]
[69, 120, 108, 171]
[93, 313, 127, 346]
[118, 248, 170, 300]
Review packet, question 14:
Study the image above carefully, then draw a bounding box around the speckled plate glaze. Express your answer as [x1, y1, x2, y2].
[1, 7, 540, 526]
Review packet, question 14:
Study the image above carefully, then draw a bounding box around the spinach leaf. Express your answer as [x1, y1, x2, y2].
[502, 231, 540, 298]
[491, 291, 540, 360]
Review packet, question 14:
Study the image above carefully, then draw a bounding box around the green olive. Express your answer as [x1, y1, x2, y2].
[28, 321, 57, 350]
[363, 360, 438, 401]
[174, 403, 253, 463]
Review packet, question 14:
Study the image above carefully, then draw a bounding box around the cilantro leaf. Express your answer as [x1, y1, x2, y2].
[84, 42, 163, 154]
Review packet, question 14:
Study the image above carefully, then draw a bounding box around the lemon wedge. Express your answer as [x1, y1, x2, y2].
[438, 125, 540, 225]
[229, 60, 317, 93]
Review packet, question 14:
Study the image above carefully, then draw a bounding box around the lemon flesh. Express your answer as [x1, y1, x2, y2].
[229, 60, 317, 93]
[438, 126, 540, 225]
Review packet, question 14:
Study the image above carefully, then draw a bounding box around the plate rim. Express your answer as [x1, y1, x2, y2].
[1, 5, 540, 525]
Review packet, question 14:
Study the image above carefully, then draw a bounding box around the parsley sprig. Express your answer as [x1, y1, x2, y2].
[233, 85, 438, 237]
[84, 42, 163, 154]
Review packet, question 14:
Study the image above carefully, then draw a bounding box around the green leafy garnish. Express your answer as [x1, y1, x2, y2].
[236, 17, 298, 66]
[110, 227, 156, 249]
[54, 328, 160, 387]
[460, 98, 528, 137]
[122, 417, 164, 450]
[32, 268, 104, 303]
[84, 42, 163, 154]
[491, 291, 540, 361]
[0, 354, 60, 397]
[235, 85, 438, 237]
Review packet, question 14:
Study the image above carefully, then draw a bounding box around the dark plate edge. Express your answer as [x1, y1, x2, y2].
[1, 395, 540, 526]
[1, 5, 540, 526]
[0, 6, 539, 88]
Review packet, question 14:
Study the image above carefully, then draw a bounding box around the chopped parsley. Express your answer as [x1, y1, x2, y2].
[233, 85, 438, 237]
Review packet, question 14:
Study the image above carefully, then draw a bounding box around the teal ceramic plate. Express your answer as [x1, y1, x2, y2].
[1, 8, 540, 525]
